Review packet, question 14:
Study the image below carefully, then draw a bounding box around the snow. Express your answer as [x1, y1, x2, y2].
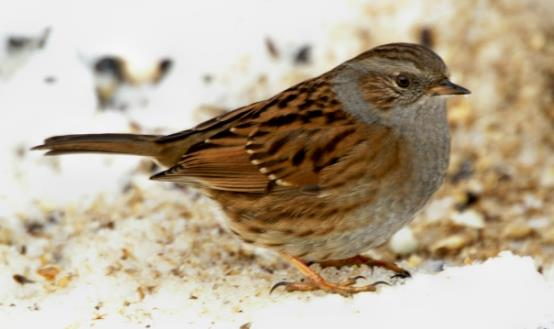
[0, 0, 354, 216]
[1, 0, 553, 328]
[251, 253, 554, 329]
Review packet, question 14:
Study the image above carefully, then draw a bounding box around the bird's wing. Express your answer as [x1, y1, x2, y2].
[151, 77, 403, 193]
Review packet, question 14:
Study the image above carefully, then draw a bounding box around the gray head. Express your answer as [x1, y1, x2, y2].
[333, 43, 469, 112]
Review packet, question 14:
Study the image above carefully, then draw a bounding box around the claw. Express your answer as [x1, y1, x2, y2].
[341, 275, 366, 287]
[371, 280, 391, 287]
[270, 281, 289, 294]
[316, 255, 411, 280]
[390, 270, 411, 279]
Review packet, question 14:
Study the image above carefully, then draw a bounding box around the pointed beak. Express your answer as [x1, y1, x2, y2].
[428, 79, 470, 96]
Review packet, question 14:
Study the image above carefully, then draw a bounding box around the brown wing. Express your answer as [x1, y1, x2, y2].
[151, 76, 391, 193]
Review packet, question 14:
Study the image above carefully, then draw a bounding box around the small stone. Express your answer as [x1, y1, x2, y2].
[389, 226, 418, 255]
[37, 265, 61, 281]
[540, 227, 554, 245]
[430, 234, 472, 254]
[407, 254, 423, 268]
[523, 194, 542, 209]
[0, 226, 13, 245]
[450, 209, 485, 229]
[424, 197, 454, 222]
[463, 257, 474, 265]
[529, 33, 545, 50]
[540, 166, 554, 187]
[501, 221, 534, 240]
[528, 217, 549, 229]
[58, 275, 72, 288]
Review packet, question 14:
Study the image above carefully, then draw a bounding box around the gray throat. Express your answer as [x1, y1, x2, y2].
[332, 71, 451, 206]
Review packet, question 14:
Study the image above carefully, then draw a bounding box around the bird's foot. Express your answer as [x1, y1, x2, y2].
[272, 253, 391, 296]
[271, 275, 388, 296]
[317, 255, 411, 279]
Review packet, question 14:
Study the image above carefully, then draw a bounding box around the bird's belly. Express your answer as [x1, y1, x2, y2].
[273, 180, 441, 261]
[216, 178, 435, 262]
[277, 193, 427, 261]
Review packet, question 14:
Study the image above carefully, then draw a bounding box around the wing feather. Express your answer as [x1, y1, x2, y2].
[151, 76, 400, 193]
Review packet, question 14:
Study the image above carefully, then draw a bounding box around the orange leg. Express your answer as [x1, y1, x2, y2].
[271, 253, 389, 296]
[316, 255, 411, 278]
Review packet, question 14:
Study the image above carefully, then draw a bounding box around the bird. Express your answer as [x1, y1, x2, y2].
[33, 42, 470, 295]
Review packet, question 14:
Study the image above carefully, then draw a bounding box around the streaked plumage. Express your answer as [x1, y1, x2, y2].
[34, 43, 469, 294]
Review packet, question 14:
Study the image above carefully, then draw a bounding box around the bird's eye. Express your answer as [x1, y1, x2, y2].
[395, 74, 411, 88]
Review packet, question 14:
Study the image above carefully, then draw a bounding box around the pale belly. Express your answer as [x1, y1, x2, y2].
[213, 163, 446, 262]
[268, 185, 439, 261]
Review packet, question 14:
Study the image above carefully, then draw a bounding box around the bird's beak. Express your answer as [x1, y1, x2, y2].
[428, 79, 470, 96]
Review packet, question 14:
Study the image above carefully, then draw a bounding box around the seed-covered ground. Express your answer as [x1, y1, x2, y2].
[1, 0, 553, 328]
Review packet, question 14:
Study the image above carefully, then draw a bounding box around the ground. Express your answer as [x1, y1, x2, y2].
[0, 0, 553, 328]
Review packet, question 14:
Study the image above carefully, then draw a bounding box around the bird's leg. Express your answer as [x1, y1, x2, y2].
[271, 253, 388, 296]
[316, 255, 411, 278]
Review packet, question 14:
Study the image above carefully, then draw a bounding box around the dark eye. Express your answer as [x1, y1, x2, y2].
[395, 74, 411, 88]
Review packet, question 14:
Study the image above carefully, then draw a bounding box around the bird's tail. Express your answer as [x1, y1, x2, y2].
[32, 133, 182, 166]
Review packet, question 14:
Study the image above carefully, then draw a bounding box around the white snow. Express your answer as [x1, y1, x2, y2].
[1, 0, 553, 328]
[0, 0, 354, 217]
[251, 252, 554, 329]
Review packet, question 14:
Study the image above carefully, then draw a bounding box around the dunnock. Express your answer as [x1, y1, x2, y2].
[34, 43, 469, 295]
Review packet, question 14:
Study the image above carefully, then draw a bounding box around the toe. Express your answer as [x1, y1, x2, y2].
[270, 281, 290, 294]
[340, 275, 366, 287]
[390, 270, 411, 279]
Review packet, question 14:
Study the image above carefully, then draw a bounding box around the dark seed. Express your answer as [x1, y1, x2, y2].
[294, 45, 312, 65]
[13, 274, 34, 285]
[264, 37, 279, 58]
[419, 26, 434, 48]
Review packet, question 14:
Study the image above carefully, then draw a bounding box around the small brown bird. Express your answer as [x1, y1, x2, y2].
[34, 43, 469, 295]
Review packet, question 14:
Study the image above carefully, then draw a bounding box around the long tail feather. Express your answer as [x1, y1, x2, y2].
[31, 133, 193, 167]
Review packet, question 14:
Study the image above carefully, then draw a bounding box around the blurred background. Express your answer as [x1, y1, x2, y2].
[1, 0, 554, 327]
